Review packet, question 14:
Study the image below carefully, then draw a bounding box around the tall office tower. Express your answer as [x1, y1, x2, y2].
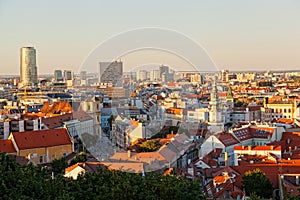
[80, 71, 87, 86]
[150, 70, 160, 81]
[99, 61, 123, 87]
[20, 47, 38, 87]
[159, 64, 170, 83]
[54, 70, 63, 82]
[136, 69, 147, 81]
[64, 70, 74, 87]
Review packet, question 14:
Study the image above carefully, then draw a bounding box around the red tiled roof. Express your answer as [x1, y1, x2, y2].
[232, 164, 300, 188]
[232, 126, 274, 141]
[217, 92, 227, 98]
[202, 148, 222, 168]
[0, 140, 16, 153]
[12, 128, 72, 150]
[41, 113, 73, 129]
[247, 105, 263, 111]
[234, 145, 281, 151]
[218, 133, 239, 147]
[270, 132, 300, 154]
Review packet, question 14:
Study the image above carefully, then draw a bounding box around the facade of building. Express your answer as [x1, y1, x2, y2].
[208, 76, 224, 133]
[20, 47, 38, 87]
[64, 70, 74, 87]
[136, 70, 147, 81]
[264, 98, 299, 120]
[80, 71, 87, 86]
[99, 61, 123, 87]
[149, 70, 160, 82]
[54, 70, 63, 82]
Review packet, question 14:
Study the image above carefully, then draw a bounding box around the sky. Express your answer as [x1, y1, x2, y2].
[0, 0, 300, 75]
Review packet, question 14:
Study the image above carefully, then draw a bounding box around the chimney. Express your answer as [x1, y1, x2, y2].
[224, 151, 228, 167]
[127, 150, 131, 158]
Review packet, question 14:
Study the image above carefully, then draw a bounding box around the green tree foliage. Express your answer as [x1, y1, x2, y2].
[0, 153, 206, 199]
[242, 168, 273, 199]
[152, 126, 179, 138]
[70, 152, 88, 166]
[51, 157, 67, 175]
[249, 192, 263, 200]
[140, 139, 161, 152]
[234, 100, 247, 107]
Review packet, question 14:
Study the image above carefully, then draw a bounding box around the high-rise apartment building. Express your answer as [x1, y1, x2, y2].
[80, 71, 87, 86]
[20, 47, 38, 87]
[99, 61, 123, 87]
[150, 70, 160, 81]
[64, 70, 74, 87]
[54, 70, 63, 82]
[136, 70, 147, 81]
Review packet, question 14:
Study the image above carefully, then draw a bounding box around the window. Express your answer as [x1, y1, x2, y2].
[39, 156, 43, 164]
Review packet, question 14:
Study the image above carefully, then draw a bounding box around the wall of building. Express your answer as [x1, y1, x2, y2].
[18, 144, 73, 164]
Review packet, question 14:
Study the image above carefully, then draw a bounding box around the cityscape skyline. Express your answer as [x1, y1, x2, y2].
[1, 0, 300, 75]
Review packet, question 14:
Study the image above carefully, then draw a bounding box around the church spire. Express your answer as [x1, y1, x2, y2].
[226, 86, 233, 100]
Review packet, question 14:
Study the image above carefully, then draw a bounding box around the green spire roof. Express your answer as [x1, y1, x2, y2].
[226, 86, 233, 99]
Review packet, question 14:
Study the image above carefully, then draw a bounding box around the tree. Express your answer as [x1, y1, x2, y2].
[70, 152, 88, 166]
[249, 192, 263, 200]
[234, 100, 246, 107]
[0, 152, 206, 199]
[242, 168, 273, 198]
[51, 157, 67, 176]
[140, 139, 161, 152]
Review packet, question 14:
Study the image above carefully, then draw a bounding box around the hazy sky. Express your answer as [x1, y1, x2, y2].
[0, 0, 300, 75]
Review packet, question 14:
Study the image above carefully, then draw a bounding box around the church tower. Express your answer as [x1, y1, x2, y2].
[208, 75, 224, 133]
[226, 86, 234, 109]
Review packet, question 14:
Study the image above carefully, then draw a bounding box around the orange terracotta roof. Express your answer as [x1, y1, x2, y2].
[0, 140, 16, 153]
[234, 145, 281, 151]
[73, 111, 93, 122]
[65, 163, 83, 173]
[40, 101, 73, 114]
[12, 128, 72, 150]
[213, 174, 229, 184]
[110, 151, 166, 163]
[129, 120, 139, 128]
[102, 162, 144, 173]
[167, 82, 175, 87]
[276, 118, 294, 124]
